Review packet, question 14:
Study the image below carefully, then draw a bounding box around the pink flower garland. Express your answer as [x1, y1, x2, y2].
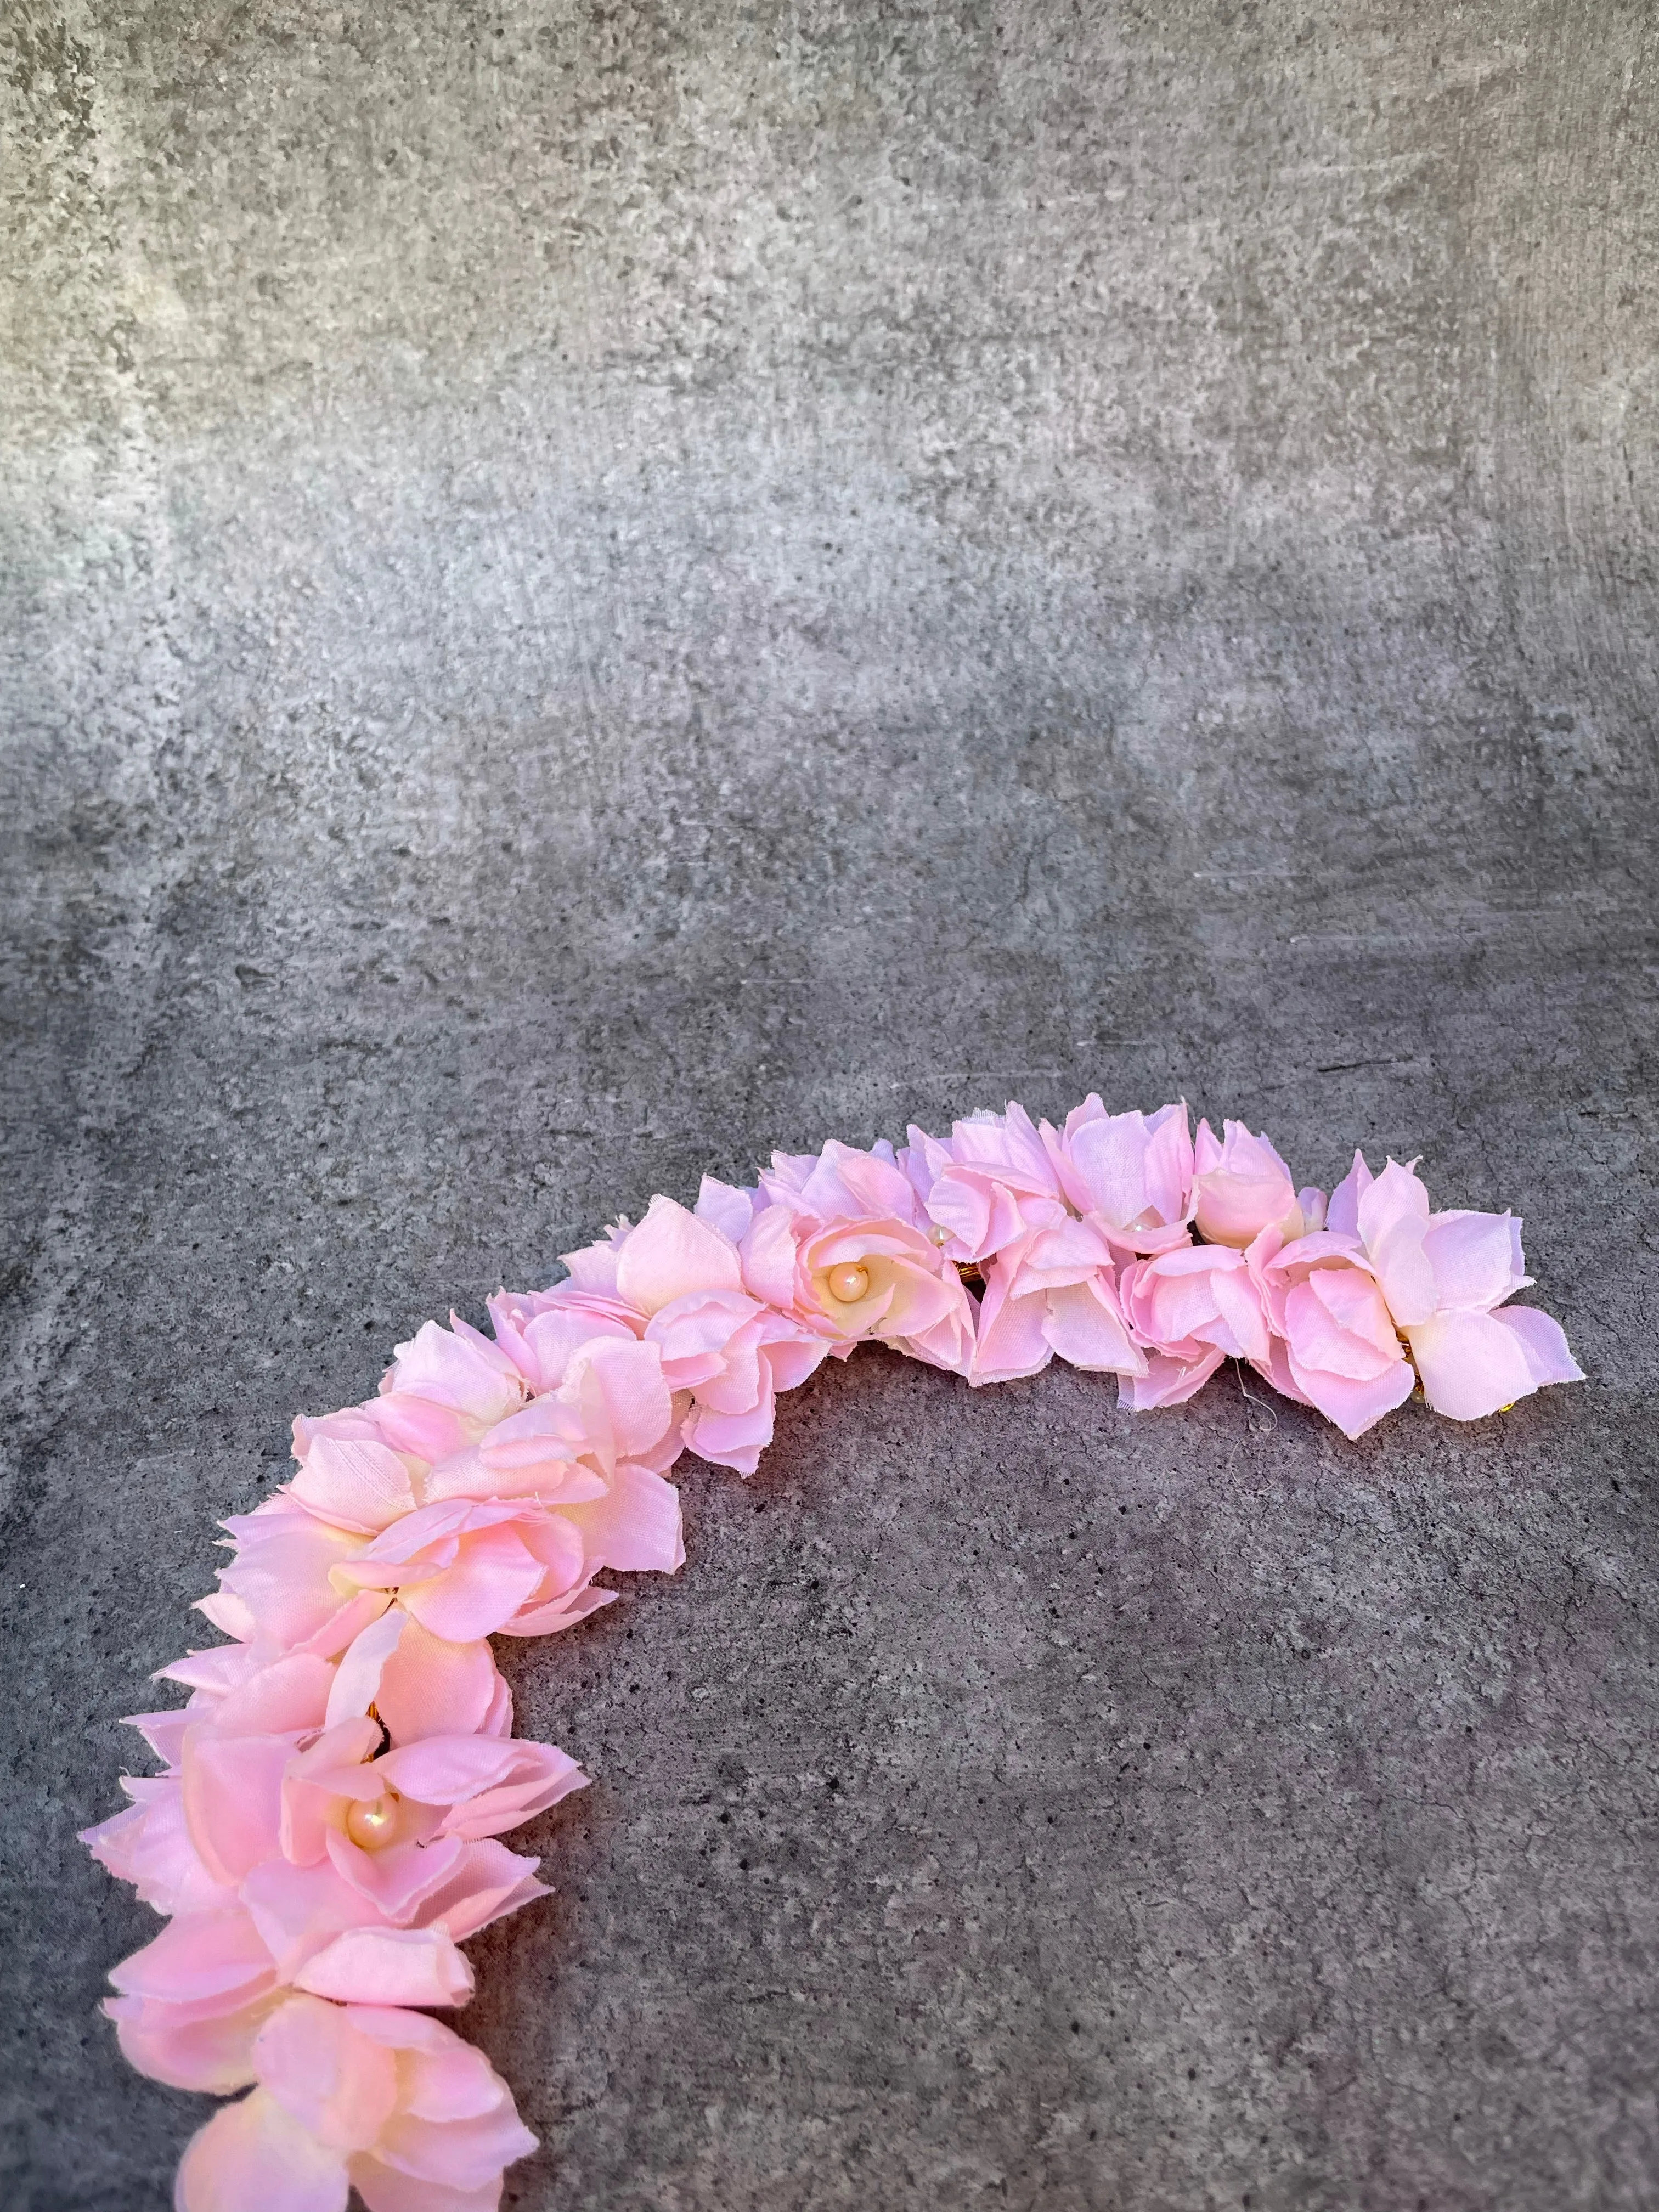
[84, 1102, 1583, 2209]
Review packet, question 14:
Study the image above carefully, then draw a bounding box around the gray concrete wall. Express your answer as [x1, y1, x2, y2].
[3, 3, 1657, 2207]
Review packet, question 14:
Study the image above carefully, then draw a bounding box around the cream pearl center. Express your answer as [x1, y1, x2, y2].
[825, 1261, 871, 1305]
[345, 1792, 399, 1849]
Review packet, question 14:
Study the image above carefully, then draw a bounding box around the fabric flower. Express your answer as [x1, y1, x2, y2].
[901, 1102, 1068, 1262]
[486, 1272, 644, 1398]
[329, 1486, 681, 1643]
[1118, 1243, 1273, 1407]
[578, 1194, 830, 1474]
[174, 1993, 535, 2212]
[1330, 1154, 1584, 1420]
[103, 1826, 546, 2086]
[741, 1139, 977, 1374]
[433, 1335, 686, 1506]
[969, 1216, 1146, 1386]
[324, 1604, 514, 1745]
[1191, 1118, 1323, 1248]
[371, 1316, 529, 1463]
[1041, 1098, 1196, 1256]
[1246, 1228, 1415, 1438]
[91, 1694, 580, 2092]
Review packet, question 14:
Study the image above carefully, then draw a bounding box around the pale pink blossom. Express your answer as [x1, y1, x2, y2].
[1041, 1098, 1196, 1256]
[330, 1483, 682, 1643]
[89, 1691, 581, 2092]
[1119, 1242, 1273, 1408]
[575, 1194, 829, 1473]
[741, 1139, 977, 1374]
[431, 1335, 685, 1506]
[152, 1600, 513, 1758]
[1330, 1153, 1583, 1421]
[487, 1221, 650, 1395]
[269, 1339, 685, 1648]
[901, 1103, 1067, 1262]
[652, 1290, 825, 1473]
[174, 1994, 536, 2212]
[103, 1816, 546, 2084]
[1192, 1118, 1322, 1247]
[970, 1216, 1146, 1386]
[325, 1605, 514, 1744]
[1246, 1228, 1415, 1438]
[81, 1620, 529, 1928]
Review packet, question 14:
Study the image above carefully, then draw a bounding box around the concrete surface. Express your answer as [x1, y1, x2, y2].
[3, 3, 1657, 2207]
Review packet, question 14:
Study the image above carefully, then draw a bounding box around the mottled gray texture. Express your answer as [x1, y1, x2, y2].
[3, 2, 1657, 2207]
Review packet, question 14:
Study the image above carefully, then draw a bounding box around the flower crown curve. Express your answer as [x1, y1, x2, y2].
[82, 1099, 1582, 2209]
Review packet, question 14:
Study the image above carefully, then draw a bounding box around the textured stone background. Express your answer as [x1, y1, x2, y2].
[4, 3, 1657, 2207]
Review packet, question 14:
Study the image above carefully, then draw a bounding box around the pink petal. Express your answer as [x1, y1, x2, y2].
[558, 1462, 685, 1577]
[331, 1610, 506, 1743]
[1304, 1266, 1399, 1361]
[109, 1909, 275, 2012]
[615, 1195, 743, 1313]
[1283, 1279, 1395, 1383]
[182, 1729, 292, 1884]
[325, 1829, 467, 1918]
[399, 1530, 549, 1644]
[414, 1839, 548, 1943]
[475, 1397, 606, 1498]
[1407, 1307, 1538, 1421]
[695, 1174, 757, 1245]
[1119, 1348, 1223, 1410]
[1246, 1336, 1314, 1409]
[1492, 1304, 1584, 1388]
[216, 1511, 366, 1649]
[1286, 1348, 1415, 1440]
[1210, 1265, 1272, 1362]
[351, 2158, 510, 2212]
[517, 1306, 638, 1393]
[737, 1203, 802, 1311]
[1325, 1149, 1374, 1240]
[1041, 1279, 1146, 1377]
[105, 1988, 280, 2093]
[371, 2095, 541, 2190]
[121, 1707, 194, 1766]
[1421, 1208, 1528, 1312]
[241, 1857, 383, 1980]
[290, 1435, 419, 1535]
[760, 1330, 827, 1393]
[379, 1735, 587, 1839]
[82, 1779, 229, 1918]
[177, 2090, 349, 2212]
[567, 1334, 676, 1462]
[294, 1926, 474, 2008]
[1191, 1120, 1297, 1248]
[253, 1994, 401, 2154]
[969, 1265, 1053, 1385]
[383, 1321, 523, 1426]
[1356, 1159, 1437, 1325]
[682, 1391, 775, 1476]
[212, 1652, 337, 1738]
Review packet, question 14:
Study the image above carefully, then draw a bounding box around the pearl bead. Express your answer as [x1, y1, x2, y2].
[929, 1222, 950, 1246]
[346, 1793, 398, 1849]
[825, 1261, 870, 1305]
